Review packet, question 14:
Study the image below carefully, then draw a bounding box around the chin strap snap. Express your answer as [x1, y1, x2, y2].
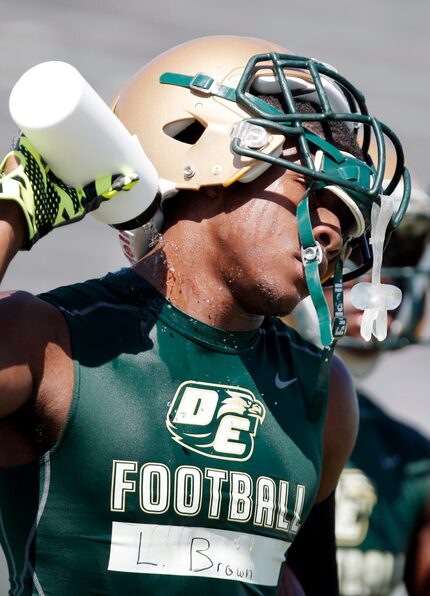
[297, 192, 334, 347]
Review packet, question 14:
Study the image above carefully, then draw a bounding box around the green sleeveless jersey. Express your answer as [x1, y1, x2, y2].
[0, 269, 329, 595]
[336, 392, 430, 595]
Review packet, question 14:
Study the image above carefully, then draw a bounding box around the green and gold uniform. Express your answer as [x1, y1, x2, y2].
[336, 392, 430, 596]
[0, 269, 329, 595]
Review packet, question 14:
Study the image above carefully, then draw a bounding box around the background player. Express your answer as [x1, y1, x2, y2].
[336, 173, 430, 596]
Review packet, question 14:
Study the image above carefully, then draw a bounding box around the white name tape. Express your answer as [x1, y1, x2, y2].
[108, 522, 289, 586]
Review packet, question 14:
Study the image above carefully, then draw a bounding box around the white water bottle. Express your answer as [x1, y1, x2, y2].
[9, 61, 159, 226]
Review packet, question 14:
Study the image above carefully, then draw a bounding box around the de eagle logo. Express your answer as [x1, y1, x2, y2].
[166, 381, 266, 461]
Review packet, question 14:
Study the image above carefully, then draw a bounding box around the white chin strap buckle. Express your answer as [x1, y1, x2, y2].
[301, 242, 323, 265]
[351, 195, 402, 342]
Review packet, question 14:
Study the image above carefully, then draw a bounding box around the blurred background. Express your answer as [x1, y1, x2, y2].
[0, 0, 429, 593]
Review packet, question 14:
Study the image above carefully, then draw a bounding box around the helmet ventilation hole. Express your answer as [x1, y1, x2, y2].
[163, 118, 206, 145]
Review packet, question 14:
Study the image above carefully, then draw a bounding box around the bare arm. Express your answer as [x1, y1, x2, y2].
[0, 188, 72, 422]
[0, 168, 35, 413]
[0, 142, 122, 450]
[317, 354, 359, 502]
[0, 288, 72, 419]
[286, 354, 358, 595]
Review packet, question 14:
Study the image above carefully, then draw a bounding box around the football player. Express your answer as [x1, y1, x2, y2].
[0, 36, 410, 594]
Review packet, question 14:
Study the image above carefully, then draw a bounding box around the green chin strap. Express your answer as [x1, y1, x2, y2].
[297, 190, 348, 420]
[297, 190, 347, 348]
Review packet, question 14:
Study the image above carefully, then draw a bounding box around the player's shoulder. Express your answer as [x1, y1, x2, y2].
[0, 270, 133, 339]
[38, 268, 130, 310]
[36, 268, 165, 363]
[0, 287, 70, 363]
[38, 267, 160, 314]
[317, 354, 358, 501]
[327, 354, 358, 421]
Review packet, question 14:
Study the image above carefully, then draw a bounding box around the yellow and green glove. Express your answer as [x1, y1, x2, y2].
[0, 134, 138, 249]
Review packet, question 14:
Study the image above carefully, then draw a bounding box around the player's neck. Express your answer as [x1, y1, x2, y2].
[132, 229, 264, 332]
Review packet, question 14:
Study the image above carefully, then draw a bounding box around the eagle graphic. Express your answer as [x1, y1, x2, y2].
[166, 382, 266, 461]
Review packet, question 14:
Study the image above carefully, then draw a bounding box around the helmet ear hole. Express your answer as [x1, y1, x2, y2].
[163, 118, 206, 145]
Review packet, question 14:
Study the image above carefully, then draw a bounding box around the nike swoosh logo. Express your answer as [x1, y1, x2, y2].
[275, 373, 297, 390]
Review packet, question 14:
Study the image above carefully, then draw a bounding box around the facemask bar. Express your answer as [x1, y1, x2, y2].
[232, 53, 413, 350]
[232, 122, 378, 199]
[233, 52, 410, 233]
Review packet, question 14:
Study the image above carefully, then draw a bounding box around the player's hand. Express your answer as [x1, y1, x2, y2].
[0, 134, 139, 249]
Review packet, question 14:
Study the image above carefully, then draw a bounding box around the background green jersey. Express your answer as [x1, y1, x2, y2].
[0, 269, 329, 595]
[336, 392, 430, 596]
